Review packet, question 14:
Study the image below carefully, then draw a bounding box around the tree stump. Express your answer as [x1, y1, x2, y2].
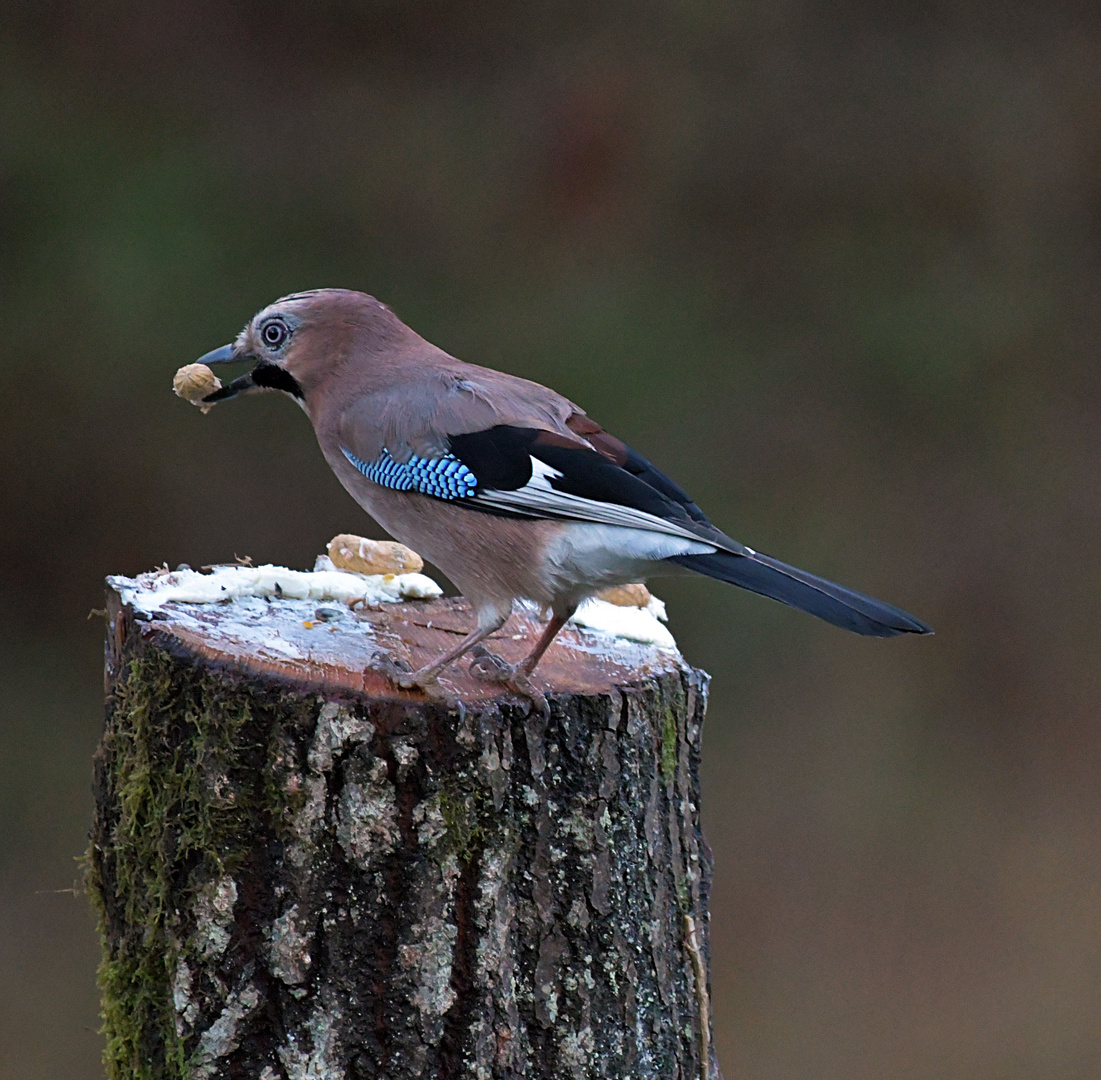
[89, 572, 715, 1080]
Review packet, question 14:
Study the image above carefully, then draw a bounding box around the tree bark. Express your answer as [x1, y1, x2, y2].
[89, 578, 715, 1080]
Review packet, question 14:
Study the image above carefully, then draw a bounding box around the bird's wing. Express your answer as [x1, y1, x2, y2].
[454, 425, 739, 549]
[338, 369, 742, 553]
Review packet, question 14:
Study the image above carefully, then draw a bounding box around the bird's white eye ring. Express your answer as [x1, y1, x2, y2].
[261, 319, 288, 348]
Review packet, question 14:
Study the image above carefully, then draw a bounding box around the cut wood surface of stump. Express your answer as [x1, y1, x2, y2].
[89, 567, 716, 1080]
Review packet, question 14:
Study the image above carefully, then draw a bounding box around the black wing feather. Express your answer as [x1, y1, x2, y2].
[617, 446, 710, 523]
[448, 424, 710, 528]
[448, 426, 537, 490]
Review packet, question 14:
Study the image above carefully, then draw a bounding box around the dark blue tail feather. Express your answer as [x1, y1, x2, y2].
[668, 550, 932, 637]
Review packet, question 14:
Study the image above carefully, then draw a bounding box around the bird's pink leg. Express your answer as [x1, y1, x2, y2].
[516, 609, 573, 676]
[393, 612, 509, 689]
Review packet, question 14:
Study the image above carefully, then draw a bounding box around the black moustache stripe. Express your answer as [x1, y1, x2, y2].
[251, 361, 304, 399]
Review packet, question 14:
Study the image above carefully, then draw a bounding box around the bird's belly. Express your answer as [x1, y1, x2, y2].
[338, 479, 567, 611]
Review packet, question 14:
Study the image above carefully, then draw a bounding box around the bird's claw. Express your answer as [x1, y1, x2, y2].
[468, 646, 514, 682]
[469, 647, 550, 718]
[373, 653, 438, 691]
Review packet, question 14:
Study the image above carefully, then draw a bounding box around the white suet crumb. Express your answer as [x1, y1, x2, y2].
[569, 594, 674, 648]
[327, 534, 424, 576]
[173, 364, 222, 414]
[595, 583, 652, 608]
[118, 563, 442, 615]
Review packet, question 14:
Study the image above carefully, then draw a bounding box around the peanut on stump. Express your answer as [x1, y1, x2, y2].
[327, 534, 424, 576]
[595, 583, 653, 608]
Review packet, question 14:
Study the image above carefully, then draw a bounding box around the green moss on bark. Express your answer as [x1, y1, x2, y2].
[660, 704, 678, 788]
[87, 645, 308, 1080]
[437, 779, 490, 864]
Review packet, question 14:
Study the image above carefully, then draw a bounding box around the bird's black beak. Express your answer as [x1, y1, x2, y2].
[196, 344, 237, 366]
[196, 343, 257, 404]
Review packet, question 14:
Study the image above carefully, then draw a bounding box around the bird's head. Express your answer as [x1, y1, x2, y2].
[197, 289, 409, 409]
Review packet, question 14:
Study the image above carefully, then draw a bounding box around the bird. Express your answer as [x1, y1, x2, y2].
[193, 288, 931, 695]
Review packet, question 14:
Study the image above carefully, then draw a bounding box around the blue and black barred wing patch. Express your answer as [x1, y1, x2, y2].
[341, 446, 478, 500]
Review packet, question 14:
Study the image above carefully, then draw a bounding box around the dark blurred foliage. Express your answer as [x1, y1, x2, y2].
[2, 1, 1100, 1077]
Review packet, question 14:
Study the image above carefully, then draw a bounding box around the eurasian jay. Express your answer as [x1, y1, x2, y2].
[194, 289, 931, 694]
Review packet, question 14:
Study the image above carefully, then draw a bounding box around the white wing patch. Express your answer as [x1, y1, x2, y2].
[528, 456, 564, 487]
[472, 455, 731, 548]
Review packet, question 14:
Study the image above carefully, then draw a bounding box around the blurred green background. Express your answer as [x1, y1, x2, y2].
[2, 2, 1100, 1077]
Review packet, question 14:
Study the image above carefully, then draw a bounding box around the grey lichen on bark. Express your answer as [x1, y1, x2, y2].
[89, 586, 717, 1080]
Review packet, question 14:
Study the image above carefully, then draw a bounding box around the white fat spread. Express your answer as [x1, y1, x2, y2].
[111, 556, 678, 652]
[116, 563, 442, 615]
[569, 595, 676, 649]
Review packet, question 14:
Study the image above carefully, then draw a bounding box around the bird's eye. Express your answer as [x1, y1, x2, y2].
[261, 319, 289, 349]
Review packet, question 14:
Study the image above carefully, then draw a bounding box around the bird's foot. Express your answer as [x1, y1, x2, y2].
[397, 670, 441, 691]
[467, 645, 513, 682]
[468, 647, 550, 718]
[373, 653, 440, 692]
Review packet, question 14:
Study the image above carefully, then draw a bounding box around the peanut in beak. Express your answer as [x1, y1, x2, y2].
[173, 364, 222, 414]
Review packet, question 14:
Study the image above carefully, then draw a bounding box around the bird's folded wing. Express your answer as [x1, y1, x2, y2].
[336, 362, 743, 550]
[472, 475, 718, 544]
[340, 408, 741, 555]
[455, 426, 736, 549]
